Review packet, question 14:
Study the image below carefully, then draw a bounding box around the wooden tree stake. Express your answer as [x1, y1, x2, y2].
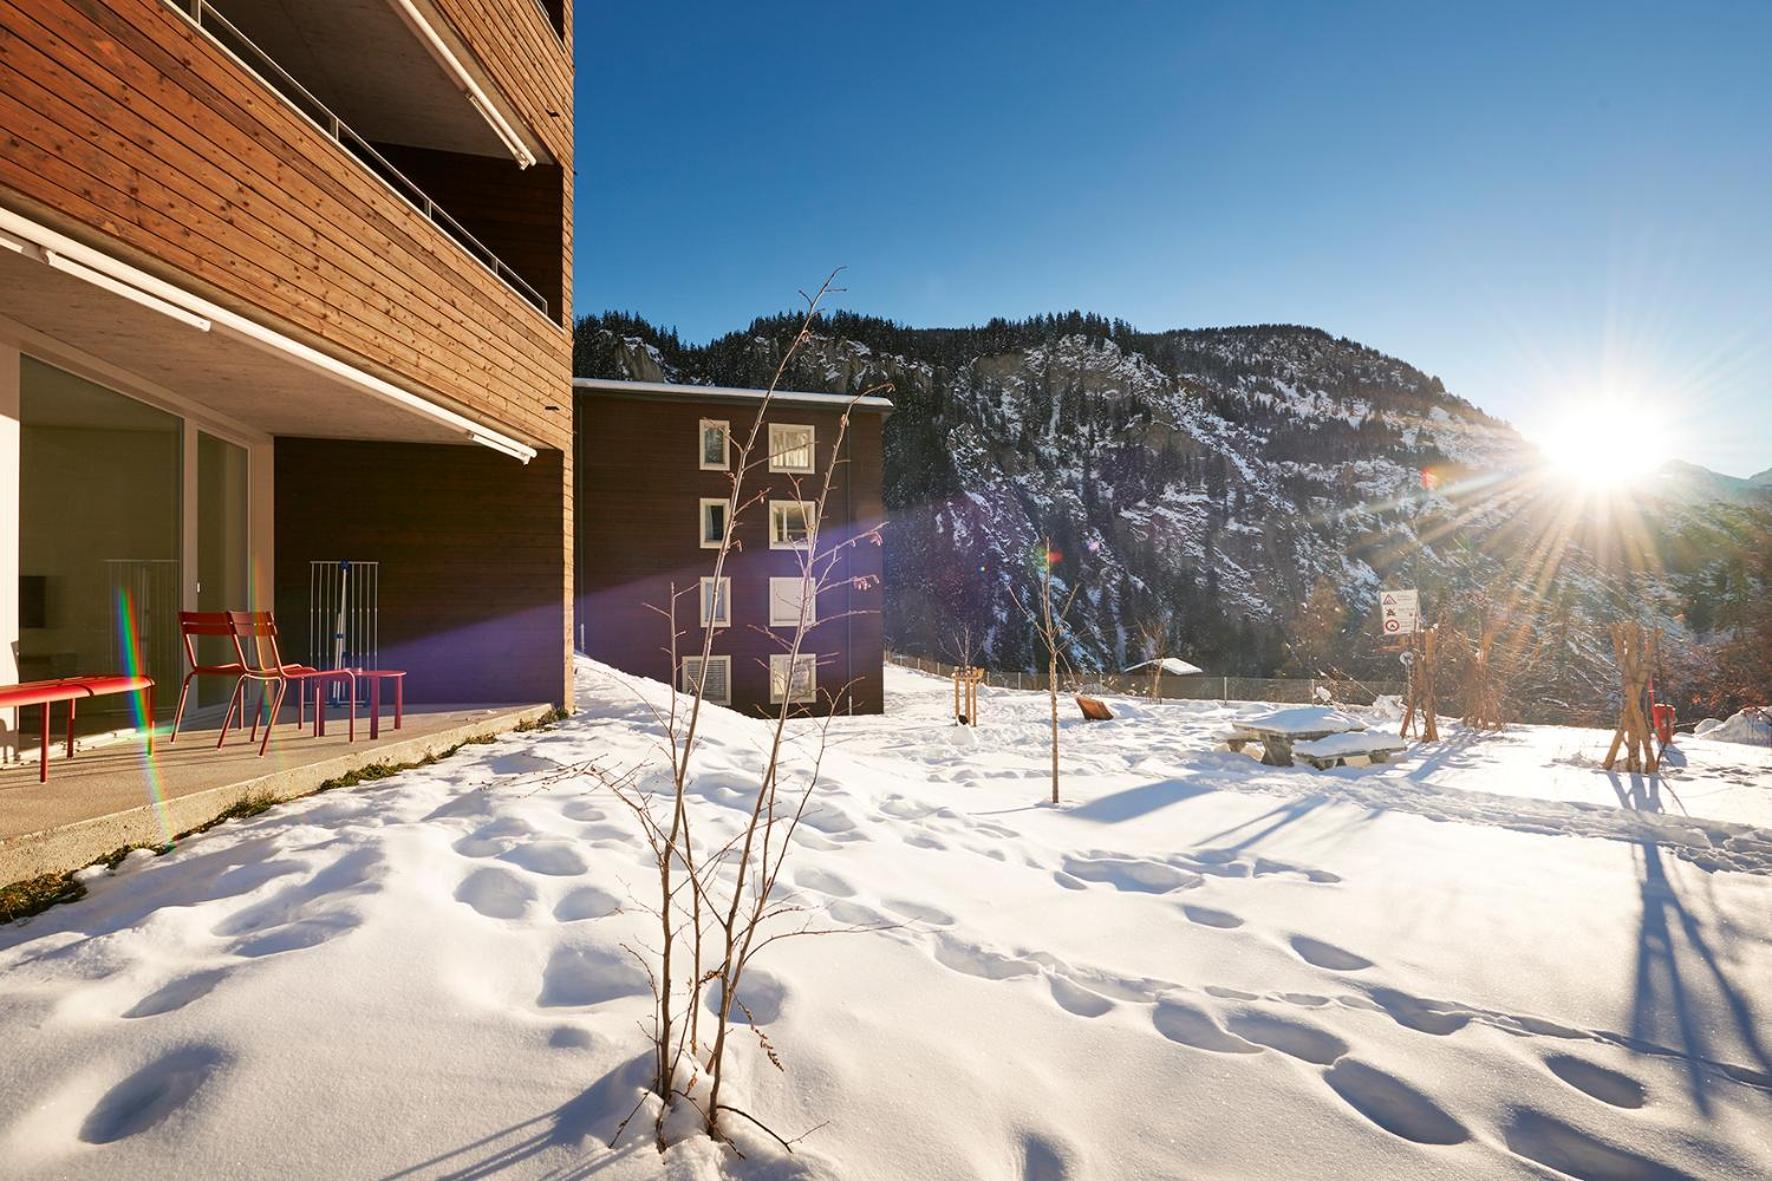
[1602, 622, 1660, 774]
[1399, 625, 1440, 742]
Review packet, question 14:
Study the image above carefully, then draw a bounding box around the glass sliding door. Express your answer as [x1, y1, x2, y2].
[18, 358, 182, 732]
[196, 432, 250, 705]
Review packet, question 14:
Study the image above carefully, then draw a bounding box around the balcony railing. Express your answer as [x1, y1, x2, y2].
[167, 0, 550, 318]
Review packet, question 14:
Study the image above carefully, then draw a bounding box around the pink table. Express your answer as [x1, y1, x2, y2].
[350, 669, 406, 740]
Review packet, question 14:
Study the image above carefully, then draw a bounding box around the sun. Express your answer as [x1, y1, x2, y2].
[1530, 397, 1670, 489]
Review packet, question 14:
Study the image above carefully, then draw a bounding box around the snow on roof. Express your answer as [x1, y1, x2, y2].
[1124, 657, 1205, 676]
[573, 376, 895, 413]
[1236, 706, 1367, 736]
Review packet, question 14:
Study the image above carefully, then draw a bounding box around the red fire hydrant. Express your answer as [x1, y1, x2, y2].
[1652, 703, 1677, 747]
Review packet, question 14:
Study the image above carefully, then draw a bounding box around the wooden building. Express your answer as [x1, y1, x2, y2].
[0, 0, 576, 755]
[573, 378, 890, 715]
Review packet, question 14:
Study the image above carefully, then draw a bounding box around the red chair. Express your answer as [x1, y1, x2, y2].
[171, 611, 247, 744]
[221, 611, 355, 756]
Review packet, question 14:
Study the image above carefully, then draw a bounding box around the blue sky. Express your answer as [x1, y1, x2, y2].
[575, 2, 1772, 477]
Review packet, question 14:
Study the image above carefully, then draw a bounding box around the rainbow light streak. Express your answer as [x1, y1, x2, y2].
[115, 586, 174, 846]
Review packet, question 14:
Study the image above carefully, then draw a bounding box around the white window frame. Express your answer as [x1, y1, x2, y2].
[699, 497, 728, 549]
[768, 422, 815, 473]
[768, 577, 817, 628]
[769, 653, 817, 704]
[699, 418, 729, 470]
[699, 576, 731, 629]
[768, 499, 816, 550]
[680, 654, 732, 705]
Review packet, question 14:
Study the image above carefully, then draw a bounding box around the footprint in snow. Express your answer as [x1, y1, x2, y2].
[1503, 1108, 1693, 1180]
[1152, 997, 1262, 1054]
[799, 805, 862, 836]
[1020, 1131, 1076, 1181]
[827, 899, 887, 926]
[229, 911, 362, 958]
[559, 799, 606, 822]
[1223, 1008, 1348, 1065]
[121, 969, 231, 1019]
[932, 935, 1040, 981]
[1063, 855, 1202, 894]
[792, 828, 843, 851]
[1289, 935, 1373, 972]
[1181, 904, 1244, 929]
[1543, 1054, 1648, 1109]
[1048, 975, 1115, 1018]
[1205, 985, 1259, 1001]
[81, 1045, 229, 1144]
[883, 898, 954, 926]
[1323, 1059, 1468, 1145]
[705, 969, 786, 1025]
[455, 866, 538, 920]
[553, 885, 622, 922]
[498, 841, 588, 877]
[453, 817, 536, 858]
[209, 847, 384, 938]
[1365, 986, 1471, 1036]
[793, 866, 856, 899]
[880, 797, 936, 821]
[537, 944, 649, 1007]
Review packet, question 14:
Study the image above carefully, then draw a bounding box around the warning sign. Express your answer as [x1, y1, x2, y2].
[1379, 589, 1420, 637]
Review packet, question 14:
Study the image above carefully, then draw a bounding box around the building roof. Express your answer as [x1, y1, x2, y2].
[1124, 657, 1205, 676]
[572, 376, 894, 414]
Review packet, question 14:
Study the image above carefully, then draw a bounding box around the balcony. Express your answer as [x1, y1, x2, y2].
[166, 0, 554, 319]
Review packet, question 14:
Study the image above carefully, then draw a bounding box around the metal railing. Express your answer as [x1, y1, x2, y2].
[530, 0, 564, 40]
[885, 651, 1407, 706]
[169, 0, 551, 318]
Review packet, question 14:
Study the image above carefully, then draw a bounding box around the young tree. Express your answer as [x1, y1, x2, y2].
[1284, 576, 1347, 677]
[1135, 607, 1177, 700]
[1015, 538, 1080, 804]
[594, 272, 887, 1153]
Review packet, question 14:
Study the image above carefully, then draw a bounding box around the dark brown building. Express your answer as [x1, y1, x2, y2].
[573, 378, 890, 715]
[0, 0, 576, 756]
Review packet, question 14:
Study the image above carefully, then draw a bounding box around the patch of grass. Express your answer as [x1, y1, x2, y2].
[186, 791, 280, 837]
[0, 872, 87, 924]
[514, 706, 569, 733]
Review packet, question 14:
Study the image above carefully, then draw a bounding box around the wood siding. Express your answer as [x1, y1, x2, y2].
[0, 0, 572, 453]
[276, 438, 572, 708]
[575, 394, 887, 715]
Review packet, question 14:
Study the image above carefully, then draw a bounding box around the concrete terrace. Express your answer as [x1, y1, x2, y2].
[0, 702, 552, 884]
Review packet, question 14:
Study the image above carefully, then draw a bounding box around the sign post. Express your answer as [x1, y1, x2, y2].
[1379, 589, 1437, 741]
[1379, 588, 1419, 639]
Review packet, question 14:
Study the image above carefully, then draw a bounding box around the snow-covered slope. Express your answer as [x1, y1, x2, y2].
[577, 312, 1768, 720]
[4, 658, 1769, 1179]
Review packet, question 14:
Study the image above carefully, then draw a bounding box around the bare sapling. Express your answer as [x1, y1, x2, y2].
[942, 622, 984, 724]
[1135, 610, 1175, 700]
[592, 270, 889, 1155]
[700, 385, 885, 1144]
[1015, 537, 1080, 804]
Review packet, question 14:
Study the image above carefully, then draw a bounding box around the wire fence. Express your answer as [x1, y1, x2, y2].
[885, 651, 1406, 705]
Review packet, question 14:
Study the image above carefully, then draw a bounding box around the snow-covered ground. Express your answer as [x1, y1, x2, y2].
[2, 659, 1769, 1179]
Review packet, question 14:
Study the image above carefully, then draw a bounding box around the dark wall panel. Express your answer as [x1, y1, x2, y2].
[276, 437, 569, 706]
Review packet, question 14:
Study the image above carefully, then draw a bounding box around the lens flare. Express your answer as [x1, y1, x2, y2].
[116, 586, 173, 846]
[1528, 396, 1671, 490]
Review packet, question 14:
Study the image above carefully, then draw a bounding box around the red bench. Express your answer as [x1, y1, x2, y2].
[0, 675, 155, 782]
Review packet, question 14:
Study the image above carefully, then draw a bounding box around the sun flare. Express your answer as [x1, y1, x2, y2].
[1530, 398, 1670, 489]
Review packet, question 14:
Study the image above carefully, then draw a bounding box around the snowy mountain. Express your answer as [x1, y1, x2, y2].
[574, 311, 1769, 721]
